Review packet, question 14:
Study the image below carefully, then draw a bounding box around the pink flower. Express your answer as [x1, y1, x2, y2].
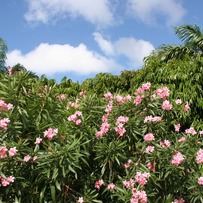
[171, 152, 184, 166]
[198, 177, 203, 185]
[6, 176, 15, 183]
[144, 116, 162, 123]
[8, 67, 12, 75]
[33, 156, 38, 162]
[196, 149, 203, 164]
[24, 155, 31, 162]
[107, 183, 116, 190]
[105, 101, 113, 113]
[35, 137, 42, 144]
[162, 100, 173, 110]
[200, 131, 203, 135]
[0, 118, 10, 130]
[183, 101, 190, 112]
[178, 137, 186, 143]
[124, 95, 131, 102]
[146, 162, 155, 172]
[185, 127, 197, 135]
[175, 99, 182, 104]
[134, 95, 142, 105]
[131, 190, 147, 203]
[124, 159, 132, 169]
[144, 133, 154, 142]
[44, 128, 58, 140]
[174, 124, 181, 132]
[156, 86, 170, 100]
[115, 95, 124, 105]
[141, 82, 151, 91]
[135, 172, 150, 186]
[67, 102, 78, 109]
[79, 90, 86, 96]
[160, 140, 171, 148]
[173, 198, 185, 203]
[145, 146, 155, 153]
[8, 147, 18, 157]
[123, 179, 135, 189]
[1, 178, 10, 187]
[104, 92, 113, 101]
[115, 127, 126, 137]
[77, 197, 84, 203]
[68, 111, 82, 125]
[95, 180, 104, 190]
[0, 146, 8, 158]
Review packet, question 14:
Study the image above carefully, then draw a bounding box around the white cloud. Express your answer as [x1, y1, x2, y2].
[24, 0, 114, 27]
[93, 32, 115, 55]
[93, 32, 154, 66]
[127, 0, 186, 26]
[6, 43, 121, 76]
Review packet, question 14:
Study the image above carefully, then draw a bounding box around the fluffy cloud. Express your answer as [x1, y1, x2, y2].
[93, 32, 115, 55]
[24, 0, 114, 27]
[127, 0, 186, 26]
[93, 32, 154, 66]
[6, 43, 121, 76]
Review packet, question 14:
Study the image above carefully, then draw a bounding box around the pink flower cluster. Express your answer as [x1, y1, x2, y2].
[115, 94, 131, 105]
[0, 99, 13, 113]
[155, 86, 170, 100]
[173, 198, 185, 203]
[162, 100, 173, 110]
[174, 123, 181, 132]
[196, 149, 203, 164]
[96, 99, 113, 138]
[0, 146, 18, 158]
[131, 189, 147, 203]
[198, 177, 203, 185]
[135, 172, 150, 186]
[124, 159, 132, 169]
[123, 178, 135, 189]
[43, 128, 58, 140]
[160, 140, 171, 148]
[35, 137, 42, 144]
[0, 118, 10, 130]
[175, 99, 182, 104]
[183, 101, 190, 112]
[115, 116, 129, 137]
[171, 152, 184, 166]
[134, 82, 151, 95]
[107, 183, 116, 190]
[144, 133, 154, 142]
[0, 175, 15, 187]
[144, 115, 162, 123]
[133, 82, 151, 105]
[145, 146, 155, 153]
[104, 92, 113, 101]
[95, 179, 104, 190]
[95, 122, 110, 138]
[23, 155, 38, 162]
[79, 90, 86, 96]
[67, 111, 82, 125]
[185, 127, 197, 135]
[67, 101, 79, 109]
[56, 94, 66, 100]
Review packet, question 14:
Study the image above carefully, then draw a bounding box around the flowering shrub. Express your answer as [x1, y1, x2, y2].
[0, 71, 203, 202]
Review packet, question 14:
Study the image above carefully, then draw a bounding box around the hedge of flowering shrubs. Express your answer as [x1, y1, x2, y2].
[0, 71, 203, 202]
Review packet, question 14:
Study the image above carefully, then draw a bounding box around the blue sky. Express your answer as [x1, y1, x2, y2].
[1, 0, 203, 83]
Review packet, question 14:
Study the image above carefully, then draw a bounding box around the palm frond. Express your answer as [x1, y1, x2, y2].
[175, 24, 203, 50]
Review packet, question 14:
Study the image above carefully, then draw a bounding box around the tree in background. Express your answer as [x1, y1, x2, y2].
[153, 24, 203, 62]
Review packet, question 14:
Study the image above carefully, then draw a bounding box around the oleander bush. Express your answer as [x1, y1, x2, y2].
[0, 70, 203, 203]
